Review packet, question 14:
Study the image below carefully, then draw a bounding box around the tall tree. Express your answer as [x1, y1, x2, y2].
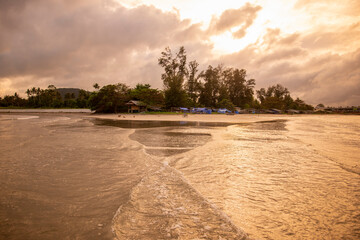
[223, 68, 255, 108]
[185, 60, 201, 105]
[257, 84, 289, 109]
[198, 65, 221, 107]
[256, 84, 313, 110]
[158, 46, 188, 108]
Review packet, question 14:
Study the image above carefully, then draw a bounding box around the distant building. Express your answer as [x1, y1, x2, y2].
[126, 100, 147, 113]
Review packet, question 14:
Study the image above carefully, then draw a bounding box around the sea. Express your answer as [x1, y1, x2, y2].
[0, 113, 359, 240]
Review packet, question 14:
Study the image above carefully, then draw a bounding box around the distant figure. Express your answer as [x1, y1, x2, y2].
[123, 116, 126, 118]
[133, 116, 135, 118]
[183, 113, 188, 118]
[118, 115, 121, 117]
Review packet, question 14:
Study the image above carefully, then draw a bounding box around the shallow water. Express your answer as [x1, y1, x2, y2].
[172, 116, 360, 239]
[1, 113, 359, 239]
[0, 114, 150, 239]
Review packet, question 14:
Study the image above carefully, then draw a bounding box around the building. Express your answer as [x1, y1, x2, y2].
[126, 100, 147, 113]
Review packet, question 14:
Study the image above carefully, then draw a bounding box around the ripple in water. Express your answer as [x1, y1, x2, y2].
[172, 118, 360, 239]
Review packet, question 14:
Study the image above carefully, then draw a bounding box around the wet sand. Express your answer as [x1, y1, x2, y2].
[88, 113, 289, 124]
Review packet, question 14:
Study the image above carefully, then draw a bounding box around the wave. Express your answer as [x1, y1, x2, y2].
[111, 125, 249, 240]
[17, 116, 40, 120]
[112, 163, 249, 240]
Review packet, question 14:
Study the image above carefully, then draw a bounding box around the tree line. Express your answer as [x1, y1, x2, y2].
[0, 83, 165, 113]
[0, 46, 313, 112]
[159, 46, 313, 111]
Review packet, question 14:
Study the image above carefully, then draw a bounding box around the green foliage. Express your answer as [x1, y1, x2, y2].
[217, 99, 235, 111]
[257, 84, 313, 110]
[256, 84, 290, 109]
[25, 86, 63, 108]
[1, 47, 314, 113]
[76, 90, 90, 108]
[198, 65, 221, 107]
[158, 46, 188, 108]
[88, 83, 130, 113]
[0, 85, 92, 109]
[185, 60, 201, 105]
[0, 92, 26, 107]
[156, 46, 313, 111]
[93, 83, 100, 90]
[196, 65, 255, 108]
[130, 84, 164, 107]
[223, 68, 255, 108]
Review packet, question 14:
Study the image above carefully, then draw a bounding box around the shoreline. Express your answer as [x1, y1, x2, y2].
[88, 113, 291, 124]
[0, 108, 92, 113]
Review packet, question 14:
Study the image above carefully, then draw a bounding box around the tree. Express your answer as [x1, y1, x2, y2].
[185, 60, 201, 105]
[198, 65, 221, 107]
[0, 93, 26, 107]
[93, 83, 100, 90]
[88, 83, 130, 113]
[257, 84, 290, 109]
[158, 46, 188, 108]
[76, 90, 90, 108]
[130, 84, 164, 106]
[256, 84, 313, 110]
[217, 99, 235, 111]
[223, 68, 255, 108]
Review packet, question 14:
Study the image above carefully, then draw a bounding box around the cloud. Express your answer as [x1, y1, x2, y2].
[207, 3, 262, 39]
[295, 0, 360, 14]
[298, 49, 360, 106]
[218, 26, 360, 106]
[0, 1, 359, 106]
[0, 0, 210, 94]
[300, 22, 360, 53]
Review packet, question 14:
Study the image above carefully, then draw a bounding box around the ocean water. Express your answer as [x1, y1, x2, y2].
[0, 113, 359, 239]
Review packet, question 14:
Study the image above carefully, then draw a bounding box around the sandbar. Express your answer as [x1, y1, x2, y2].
[89, 113, 292, 124]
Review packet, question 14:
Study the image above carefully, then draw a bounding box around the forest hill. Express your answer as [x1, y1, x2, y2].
[0, 46, 314, 113]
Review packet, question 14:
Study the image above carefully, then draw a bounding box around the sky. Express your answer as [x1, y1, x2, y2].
[0, 0, 359, 106]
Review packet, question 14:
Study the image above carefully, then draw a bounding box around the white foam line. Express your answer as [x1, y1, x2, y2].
[17, 116, 40, 120]
[161, 164, 250, 239]
[145, 146, 194, 150]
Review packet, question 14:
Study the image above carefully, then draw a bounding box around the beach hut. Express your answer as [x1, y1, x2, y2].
[126, 100, 147, 113]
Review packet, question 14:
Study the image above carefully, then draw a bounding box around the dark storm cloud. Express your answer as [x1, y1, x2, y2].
[207, 3, 262, 38]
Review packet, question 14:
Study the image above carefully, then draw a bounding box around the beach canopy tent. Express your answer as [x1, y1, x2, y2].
[179, 107, 189, 112]
[147, 106, 162, 112]
[269, 108, 282, 114]
[217, 108, 232, 114]
[286, 109, 300, 114]
[191, 108, 212, 114]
